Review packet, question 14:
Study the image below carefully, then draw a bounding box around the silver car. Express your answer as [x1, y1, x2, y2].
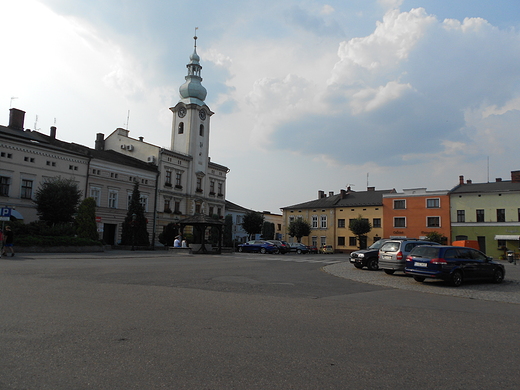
[379, 239, 440, 275]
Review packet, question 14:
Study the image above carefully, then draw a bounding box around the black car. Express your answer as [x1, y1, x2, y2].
[266, 240, 290, 254]
[349, 239, 390, 270]
[289, 243, 309, 254]
[405, 245, 505, 287]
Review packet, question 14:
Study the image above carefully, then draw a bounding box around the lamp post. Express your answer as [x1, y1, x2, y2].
[131, 213, 137, 251]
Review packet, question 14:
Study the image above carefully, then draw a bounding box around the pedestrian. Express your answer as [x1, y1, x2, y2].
[3, 225, 14, 257]
[181, 239, 188, 248]
[173, 235, 181, 248]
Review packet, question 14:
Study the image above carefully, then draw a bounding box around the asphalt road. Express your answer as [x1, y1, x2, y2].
[1, 251, 519, 389]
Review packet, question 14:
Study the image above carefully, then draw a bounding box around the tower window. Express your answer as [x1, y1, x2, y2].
[199, 124, 204, 137]
[178, 122, 184, 134]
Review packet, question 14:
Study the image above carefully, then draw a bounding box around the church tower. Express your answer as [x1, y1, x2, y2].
[170, 33, 212, 173]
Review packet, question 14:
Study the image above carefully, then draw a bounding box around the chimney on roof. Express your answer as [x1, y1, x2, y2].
[467, 179, 472, 184]
[367, 186, 375, 191]
[50, 126, 57, 139]
[329, 191, 334, 197]
[8, 108, 25, 130]
[459, 175, 464, 185]
[346, 186, 351, 192]
[496, 178, 502, 182]
[318, 190, 325, 199]
[511, 170, 520, 183]
[139, 136, 144, 142]
[340, 189, 347, 199]
[95, 133, 105, 151]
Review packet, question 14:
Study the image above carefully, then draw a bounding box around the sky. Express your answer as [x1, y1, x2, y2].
[2, 0, 520, 213]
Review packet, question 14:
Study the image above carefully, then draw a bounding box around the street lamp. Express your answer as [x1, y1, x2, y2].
[131, 213, 137, 251]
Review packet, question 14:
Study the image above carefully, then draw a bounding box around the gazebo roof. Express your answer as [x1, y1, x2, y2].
[179, 214, 224, 226]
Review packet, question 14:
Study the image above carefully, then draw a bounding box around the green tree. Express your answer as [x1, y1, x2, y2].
[223, 214, 233, 247]
[34, 176, 82, 225]
[158, 222, 179, 246]
[425, 231, 447, 244]
[261, 221, 275, 240]
[121, 181, 149, 247]
[288, 219, 311, 243]
[76, 197, 99, 240]
[241, 211, 264, 240]
[349, 215, 372, 249]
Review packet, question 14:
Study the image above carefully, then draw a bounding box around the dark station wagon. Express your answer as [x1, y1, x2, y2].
[405, 245, 505, 287]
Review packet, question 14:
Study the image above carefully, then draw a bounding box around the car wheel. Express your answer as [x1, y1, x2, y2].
[413, 276, 426, 283]
[367, 258, 379, 271]
[492, 268, 504, 284]
[274, 249, 280, 254]
[260, 248, 266, 254]
[384, 269, 395, 275]
[238, 247, 243, 253]
[297, 249, 302, 254]
[354, 263, 363, 269]
[450, 271, 463, 287]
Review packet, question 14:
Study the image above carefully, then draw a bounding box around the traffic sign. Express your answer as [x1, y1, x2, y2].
[0, 207, 12, 221]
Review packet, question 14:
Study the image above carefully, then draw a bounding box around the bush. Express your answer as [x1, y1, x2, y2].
[15, 235, 102, 247]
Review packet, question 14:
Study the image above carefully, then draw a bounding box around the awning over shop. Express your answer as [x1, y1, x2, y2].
[494, 235, 520, 240]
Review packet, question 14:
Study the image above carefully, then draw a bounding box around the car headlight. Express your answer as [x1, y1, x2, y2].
[357, 253, 364, 258]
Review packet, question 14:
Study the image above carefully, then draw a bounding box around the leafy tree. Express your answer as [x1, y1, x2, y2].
[76, 197, 99, 240]
[425, 231, 447, 244]
[34, 176, 82, 225]
[223, 214, 233, 247]
[349, 216, 372, 249]
[288, 219, 311, 243]
[121, 181, 149, 247]
[261, 221, 275, 240]
[241, 211, 264, 240]
[158, 222, 179, 246]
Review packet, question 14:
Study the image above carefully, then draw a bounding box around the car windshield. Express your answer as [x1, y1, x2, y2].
[381, 242, 400, 252]
[410, 246, 440, 258]
[368, 240, 387, 250]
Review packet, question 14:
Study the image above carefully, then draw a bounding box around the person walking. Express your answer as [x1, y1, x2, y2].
[2, 226, 14, 257]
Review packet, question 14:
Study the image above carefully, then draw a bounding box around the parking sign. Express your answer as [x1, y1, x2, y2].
[0, 207, 12, 221]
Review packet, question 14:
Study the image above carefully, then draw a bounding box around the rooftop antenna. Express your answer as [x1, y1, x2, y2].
[124, 110, 130, 130]
[33, 115, 40, 131]
[10, 97, 18, 108]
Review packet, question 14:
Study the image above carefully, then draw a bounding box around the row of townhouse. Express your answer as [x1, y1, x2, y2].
[1, 38, 231, 245]
[281, 171, 520, 259]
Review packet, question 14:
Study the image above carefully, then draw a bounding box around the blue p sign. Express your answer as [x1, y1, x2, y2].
[0, 208, 12, 217]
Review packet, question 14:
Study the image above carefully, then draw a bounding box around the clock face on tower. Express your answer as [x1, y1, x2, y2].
[199, 109, 206, 121]
[178, 107, 187, 118]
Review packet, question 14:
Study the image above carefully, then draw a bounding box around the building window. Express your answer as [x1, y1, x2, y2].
[394, 217, 406, 228]
[217, 208, 221, 217]
[21, 179, 33, 199]
[174, 201, 180, 214]
[338, 219, 345, 228]
[476, 209, 484, 222]
[196, 177, 203, 192]
[210, 181, 215, 194]
[457, 210, 465, 223]
[90, 187, 101, 206]
[349, 236, 357, 246]
[165, 171, 172, 186]
[312, 236, 317, 247]
[175, 172, 182, 187]
[209, 206, 214, 216]
[178, 122, 184, 134]
[393, 199, 406, 209]
[320, 215, 327, 228]
[195, 203, 201, 214]
[497, 209, 506, 222]
[108, 191, 118, 209]
[217, 182, 223, 195]
[338, 237, 345, 246]
[426, 198, 440, 208]
[199, 124, 204, 136]
[140, 196, 148, 212]
[320, 237, 326, 247]
[373, 218, 381, 228]
[312, 215, 318, 228]
[164, 198, 171, 213]
[427, 216, 440, 228]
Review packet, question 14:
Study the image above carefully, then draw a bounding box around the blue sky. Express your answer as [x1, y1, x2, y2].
[2, 0, 520, 213]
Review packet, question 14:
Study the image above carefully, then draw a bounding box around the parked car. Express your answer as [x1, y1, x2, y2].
[349, 239, 391, 270]
[237, 240, 279, 254]
[307, 245, 319, 254]
[289, 243, 309, 254]
[266, 240, 291, 254]
[320, 245, 334, 254]
[379, 239, 440, 274]
[405, 245, 505, 287]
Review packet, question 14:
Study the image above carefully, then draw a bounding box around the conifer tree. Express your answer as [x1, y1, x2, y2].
[121, 181, 149, 247]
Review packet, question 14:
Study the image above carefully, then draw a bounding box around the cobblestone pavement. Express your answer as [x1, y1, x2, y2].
[324, 260, 520, 304]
